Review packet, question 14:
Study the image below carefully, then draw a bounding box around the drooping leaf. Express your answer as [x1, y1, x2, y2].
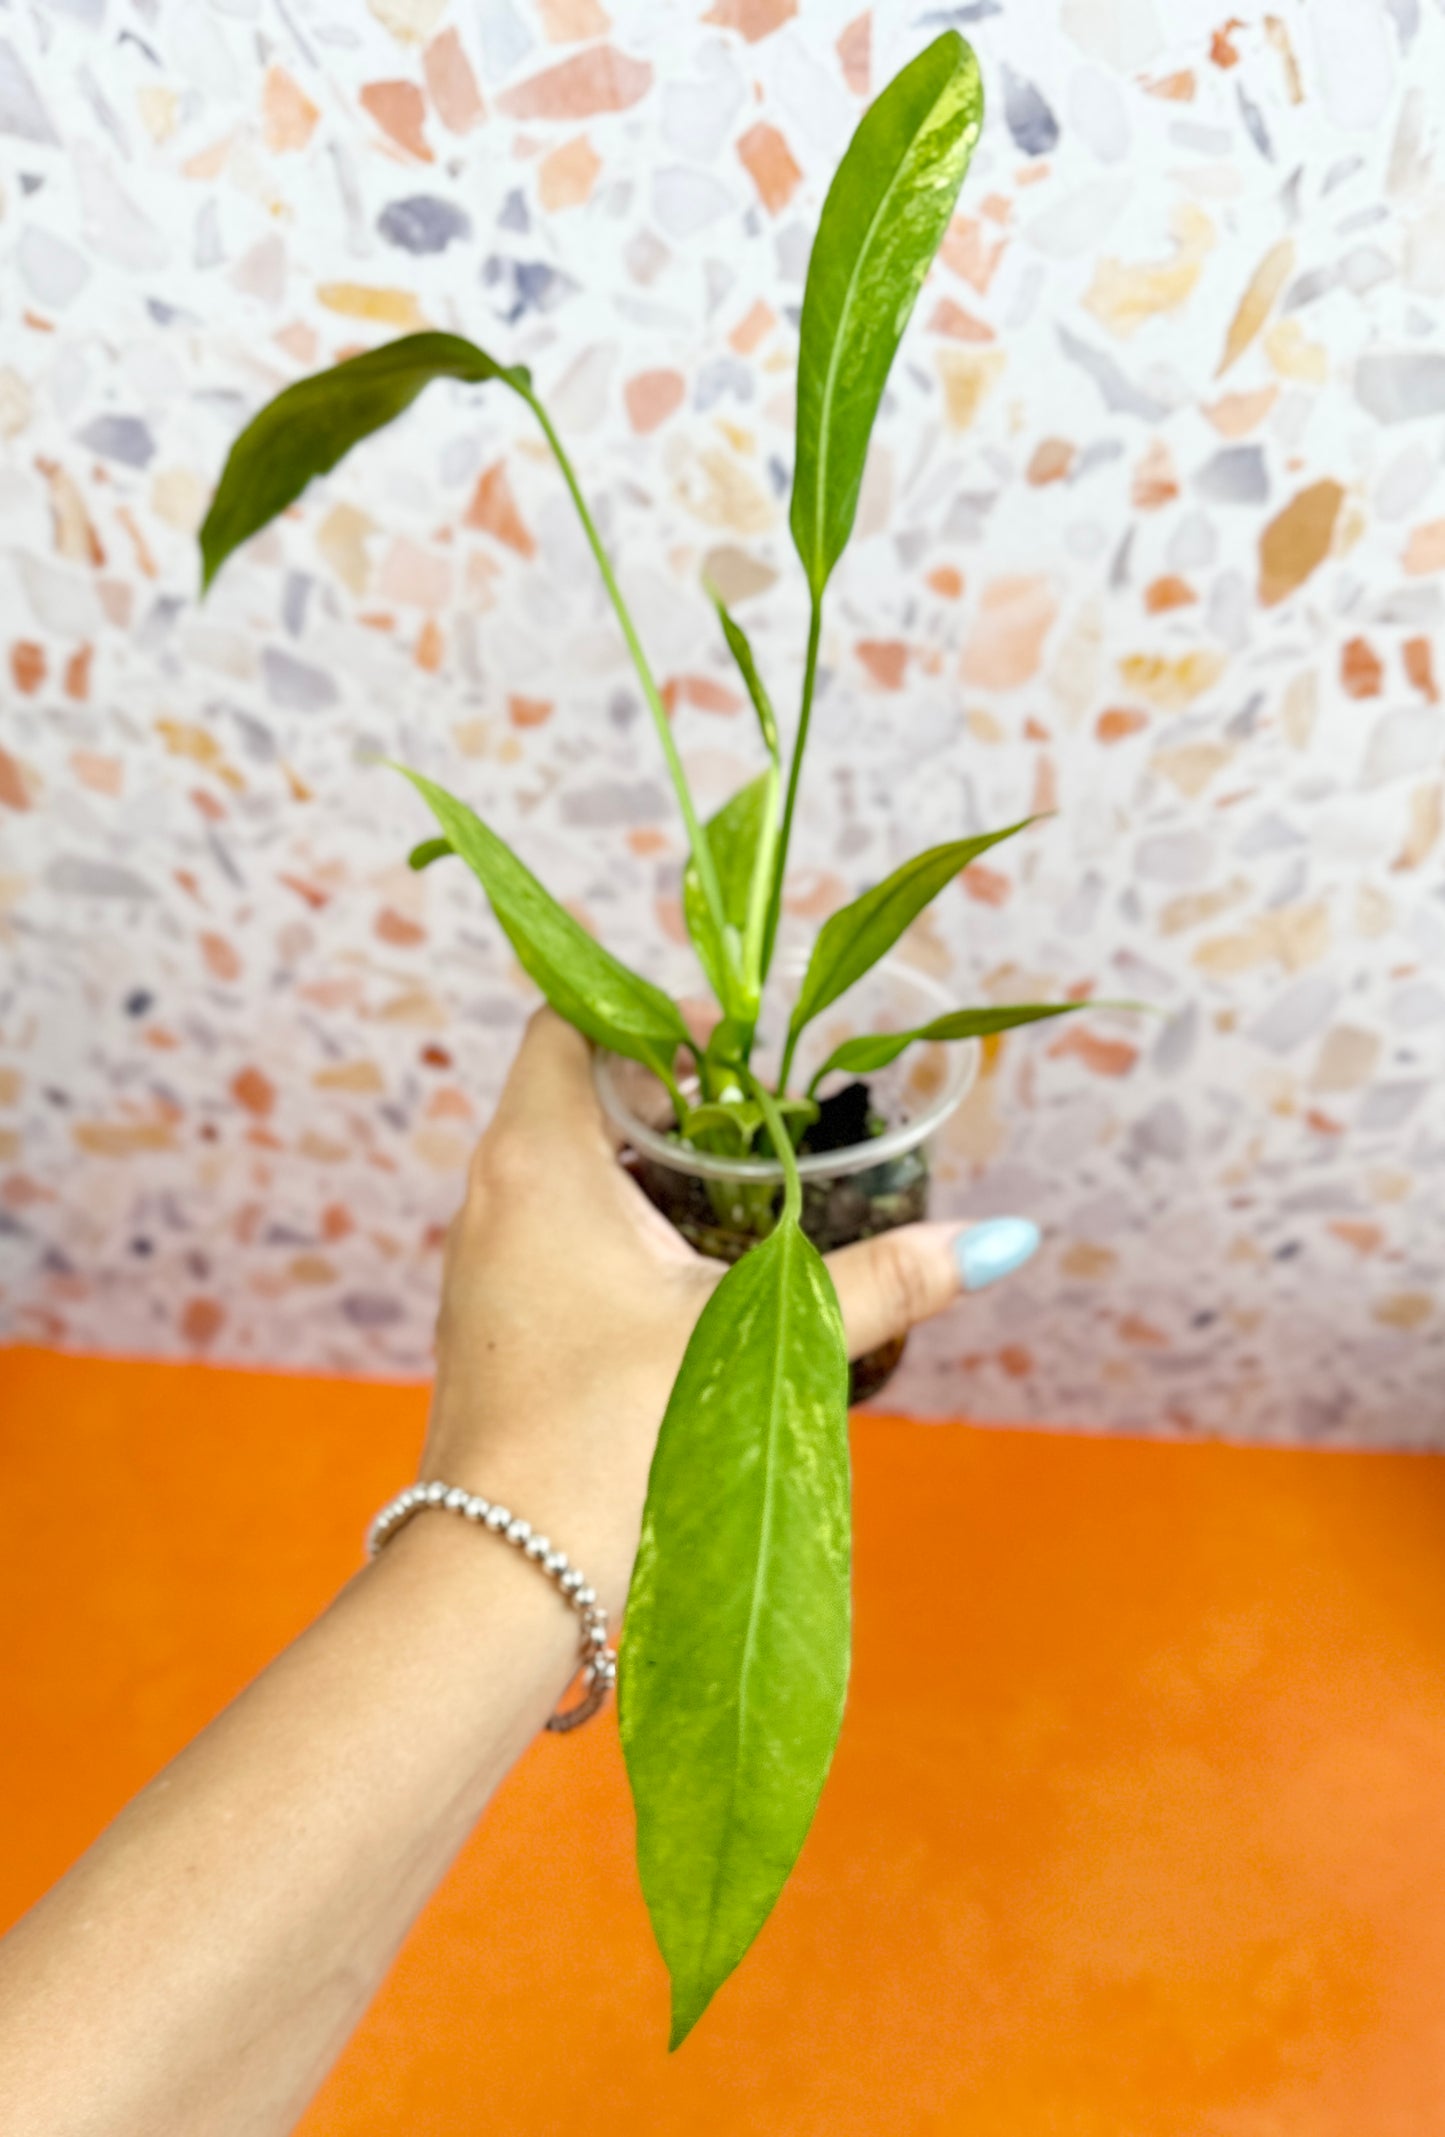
[787, 817, 1037, 1045]
[678, 1087, 818, 1166]
[682, 1099, 761, 1138]
[199, 330, 739, 997]
[397, 766, 691, 1089]
[683, 773, 778, 1010]
[679, 1097, 764, 1159]
[808, 1000, 1090, 1091]
[620, 1212, 850, 2048]
[408, 836, 453, 871]
[200, 332, 527, 590]
[790, 32, 983, 597]
[705, 582, 780, 762]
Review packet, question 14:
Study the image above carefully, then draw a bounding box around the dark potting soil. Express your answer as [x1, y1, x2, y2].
[623, 1081, 931, 1405]
[797, 1075, 875, 1155]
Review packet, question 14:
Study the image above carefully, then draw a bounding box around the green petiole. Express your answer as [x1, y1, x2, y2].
[742, 1067, 804, 1227]
[741, 762, 781, 1010]
[760, 592, 822, 985]
[776, 1020, 803, 1101]
[519, 385, 738, 1001]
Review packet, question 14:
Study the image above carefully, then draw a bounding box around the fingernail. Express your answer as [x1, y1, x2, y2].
[953, 1217, 1041, 1292]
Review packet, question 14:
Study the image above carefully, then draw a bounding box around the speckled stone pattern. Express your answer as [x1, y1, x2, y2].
[1, 0, 1441, 1442]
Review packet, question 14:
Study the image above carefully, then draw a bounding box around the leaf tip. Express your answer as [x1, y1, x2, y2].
[667, 1985, 711, 2052]
[928, 22, 982, 96]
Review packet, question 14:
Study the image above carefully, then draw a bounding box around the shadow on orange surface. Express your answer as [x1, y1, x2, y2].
[4, 1344, 1445, 2134]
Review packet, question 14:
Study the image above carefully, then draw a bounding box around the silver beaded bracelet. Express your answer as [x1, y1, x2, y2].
[366, 1480, 617, 1733]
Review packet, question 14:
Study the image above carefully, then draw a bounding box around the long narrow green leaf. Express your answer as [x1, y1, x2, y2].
[787, 818, 1037, 1048]
[200, 332, 526, 590]
[397, 766, 691, 1089]
[790, 32, 983, 597]
[685, 776, 773, 947]
[683, 774, 777, 1012]
[740, 761, 781, 988]
[705, 582, 780, 763]
[808, 1000, 1089, 1092]
[620, 1209, 850, 2048]
[408, 836, 453, 871]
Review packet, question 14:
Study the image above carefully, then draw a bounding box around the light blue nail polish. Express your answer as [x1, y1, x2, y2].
[954, 1217, 1041, 1292]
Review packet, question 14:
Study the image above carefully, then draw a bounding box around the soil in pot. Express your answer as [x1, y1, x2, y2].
[623, 1080, 931, 1405]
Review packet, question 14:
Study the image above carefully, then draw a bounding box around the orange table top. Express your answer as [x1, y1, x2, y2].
[5, 1344, 1445, 2134]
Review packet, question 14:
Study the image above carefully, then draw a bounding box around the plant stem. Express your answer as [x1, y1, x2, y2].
[775, 1020, 801, 1100]
[743, 1068, 803, 1227]
[520, 386, 734, 978]
[659, 1049, 698, 1125]
[760, 592, 822, 984]
[741, 763, 780, 999]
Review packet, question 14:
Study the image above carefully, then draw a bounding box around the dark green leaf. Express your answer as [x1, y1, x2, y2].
[791, 32, 983, 596]
[683, 774, 777, 1010]
[200, 332, 526, 590]
[620, 1213, 850, 2047]
[809, 1000, 1089, 1088]
[397, 766, 691, 1089]
[788, 817, 1036, 1043]
[705, 582, 780, 762]
[408, 836, 453, 871]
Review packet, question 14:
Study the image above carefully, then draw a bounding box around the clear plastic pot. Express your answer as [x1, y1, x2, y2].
[594, 955, 978, 1403]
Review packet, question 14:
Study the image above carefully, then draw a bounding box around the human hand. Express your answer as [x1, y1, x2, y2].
[422, 1010, 1039, 1615]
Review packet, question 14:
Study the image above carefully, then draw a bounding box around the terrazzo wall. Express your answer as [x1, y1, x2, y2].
[2, 0, 1443, 1442]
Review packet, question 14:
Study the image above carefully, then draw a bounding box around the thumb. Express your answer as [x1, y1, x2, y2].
[824, 1217, 1041, 1362]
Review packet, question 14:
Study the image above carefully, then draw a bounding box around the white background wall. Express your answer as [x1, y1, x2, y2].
[1, 0, 1442, 1440]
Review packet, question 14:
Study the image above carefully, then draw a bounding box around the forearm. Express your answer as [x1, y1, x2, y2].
[0, 1515, 580, 2137]
[0, 1007, 990, 2133]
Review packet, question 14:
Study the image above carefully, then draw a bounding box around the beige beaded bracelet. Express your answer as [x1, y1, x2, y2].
[366, 1480, 617, 1732]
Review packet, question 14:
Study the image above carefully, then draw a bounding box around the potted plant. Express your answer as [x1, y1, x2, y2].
[199, 31, 1093, 2044]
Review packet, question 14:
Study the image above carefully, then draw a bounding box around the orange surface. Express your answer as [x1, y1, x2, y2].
[5, 1344, 1445, 2134]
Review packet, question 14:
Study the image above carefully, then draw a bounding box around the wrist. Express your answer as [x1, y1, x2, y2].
[372, 1481, 623, 1716]
[416, 1413, 647, 1619]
